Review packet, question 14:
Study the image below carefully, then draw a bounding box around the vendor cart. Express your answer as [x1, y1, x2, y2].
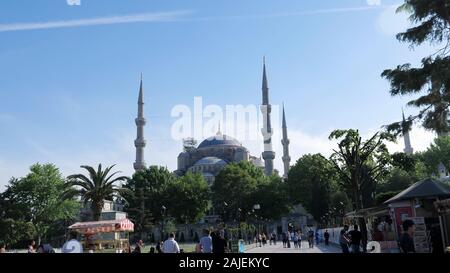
[69, 218, 134, 253]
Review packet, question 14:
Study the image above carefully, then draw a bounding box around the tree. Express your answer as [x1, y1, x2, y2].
[254, 175, 292, 220]
[1, 164, 79, 244]
[382, 0, 450, 135]
[391, 152, 418, 172]
[327, 130, 393, 251]
[328, 130, 393, 210]
[287, 154, 337, 222]
[420, 135, 450, 176]
[167, 172, 210, 223]
[64, 164, 129, 221]
[212, 161, 264, 222]
[122, 166, 176, 237]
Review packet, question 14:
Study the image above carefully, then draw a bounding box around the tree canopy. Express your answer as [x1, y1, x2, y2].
[382, 0, 450, 135]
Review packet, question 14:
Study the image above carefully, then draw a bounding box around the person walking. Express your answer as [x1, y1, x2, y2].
[339, 225, 350, 253]
[199, 229, 213, 253]
[0, 242, 6, 253]
[308, 229, 314, 248]
[262, 233, 267, 246]
[399, 220, 415, 253]
[162, 233, 180, 253]
[133, 239, 143, 253]
[156, 241, 163, 253]
[324, 230, 330, 246]
[298, 230, 303, 249]
[286, 231, 291, 248]
[62, 232, 83, 253]
[212, 230, 228, 253]
[282, 232, 287, 248]
[348, 224, 362, 253]
[293, 232, 299, 249]
[27, 240, 36, 253]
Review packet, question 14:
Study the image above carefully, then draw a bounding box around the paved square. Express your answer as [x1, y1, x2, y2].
[245, 241, 342, 253]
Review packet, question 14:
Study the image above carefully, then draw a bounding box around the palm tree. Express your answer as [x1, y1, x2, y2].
[64, 164, 129, 221]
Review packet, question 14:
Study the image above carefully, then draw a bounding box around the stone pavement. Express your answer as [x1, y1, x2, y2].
[245, 240, 342, 253]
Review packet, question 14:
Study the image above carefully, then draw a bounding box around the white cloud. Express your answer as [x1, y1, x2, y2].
[0, 10, 192, 32]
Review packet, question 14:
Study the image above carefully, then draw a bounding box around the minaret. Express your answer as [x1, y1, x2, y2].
[402, 110, 413, 155]
[134, 74, 147, 171]
[281, 104, 291, 179]
[260, 57, 275, 176]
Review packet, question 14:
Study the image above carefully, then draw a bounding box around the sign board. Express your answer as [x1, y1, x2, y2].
[406, 217, 430, 253]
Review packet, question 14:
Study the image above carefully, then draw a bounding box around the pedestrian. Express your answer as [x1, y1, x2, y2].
[315, 229, 320, 245]
[0, 242, 6, 253]
[324, 230, 330, 246]
[339, 225, 350, 253]
[262, 233, 267, 246]
[258, 233, 262, 247]
[293, 232, 298, 249]
[62, 231, 83, 253]
[87, 234, 95, 253]
[162, 233, 180, 253]
[399, 220, 415, 253]
[282, 232, 287, 248]
[348, 224, 362, 253]
[199, 229, 213, 253]
[212, 230, 228, 253]
[27, 240, 36, 253]
[133, 239, 143, 253]
[298, 230, 303, 249]
[308, 229, 314, 248]
[271, 232, 277, 245]
[37, 243, 55, 253]
[156, 241, 163, 253]
[286, 231, 291, 248]
[149, 247, 155, 253]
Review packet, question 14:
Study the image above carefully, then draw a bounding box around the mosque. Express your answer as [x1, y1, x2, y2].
[132, 59, 292, 183]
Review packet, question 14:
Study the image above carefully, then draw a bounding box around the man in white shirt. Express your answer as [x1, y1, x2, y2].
[162, 233, 180, 253]
[62, 232, 83, 253]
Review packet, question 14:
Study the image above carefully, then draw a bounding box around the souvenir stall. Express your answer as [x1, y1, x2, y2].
[434, 198, 450, 253]
[344, 206, 398, 253]
[69, 218, 134, 253]
[384, 178, 450, 253]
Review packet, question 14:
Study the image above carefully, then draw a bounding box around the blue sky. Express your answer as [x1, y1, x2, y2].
[0, 0, 438, 189]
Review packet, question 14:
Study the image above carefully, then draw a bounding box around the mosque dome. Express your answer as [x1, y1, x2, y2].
[198, 133, 242, 149]
[194, 157, 228, 166]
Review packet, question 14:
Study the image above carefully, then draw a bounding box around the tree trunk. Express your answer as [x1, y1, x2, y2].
[92, 201, 104, 221]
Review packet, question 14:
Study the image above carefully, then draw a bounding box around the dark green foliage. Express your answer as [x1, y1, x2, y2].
[64, 164, 129, 221]
[383, 0, 450, 135]
[287, 154, 337, 222]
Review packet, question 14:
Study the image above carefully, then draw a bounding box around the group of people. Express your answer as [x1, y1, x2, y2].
[339, 224, 363, 253]
[338, 220, 417, 253]
[279, 228, 319, 249]
[132, 228, 230, 254]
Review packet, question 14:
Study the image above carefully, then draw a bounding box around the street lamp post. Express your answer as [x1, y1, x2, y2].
[253, 204, 261, 246]
[161, 205, 166, 241]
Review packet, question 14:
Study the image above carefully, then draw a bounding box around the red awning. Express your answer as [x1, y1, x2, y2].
[69, 219, 134, 234]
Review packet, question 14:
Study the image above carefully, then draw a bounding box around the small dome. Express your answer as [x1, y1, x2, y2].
[194, 157, 227, 166]
[250, 157, 265, 168]
[198, 133, 242, 149]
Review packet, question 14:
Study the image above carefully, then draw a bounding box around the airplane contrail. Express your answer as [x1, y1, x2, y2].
[0, 10, 193, 32]
[0, 5, 391, 33]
